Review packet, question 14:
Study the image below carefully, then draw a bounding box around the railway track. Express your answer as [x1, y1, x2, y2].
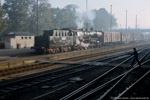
[0, 49, 140, 100]
[113, 70, 150, 100]
[60, 48, 150, 100]
[0, 63, 54, 77]
[117, 69, 150, 99]
[6, 42, 149, 60]
[0, 43, 148, 79]
[97, 65, 149, 100]
[0, 45, 149, 99]
[57, 43, 149, 62]
[0, 61, 111, 98]
[9, 44, 129, 58]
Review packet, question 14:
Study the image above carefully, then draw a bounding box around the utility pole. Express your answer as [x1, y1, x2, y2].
[110, 5, 112, 32]
[37, 0, 39, 36]
[86, 0, 88, 30]
[110, 5, 112, 42]
[126, 10, 128, 33]
[135, 14, 138, 33]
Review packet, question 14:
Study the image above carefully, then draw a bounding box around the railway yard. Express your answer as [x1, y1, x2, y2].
[0, 42, 150, 100]
[1, 0, 150, 100]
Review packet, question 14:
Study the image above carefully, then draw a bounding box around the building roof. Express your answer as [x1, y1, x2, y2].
[6, 32, 34, 36]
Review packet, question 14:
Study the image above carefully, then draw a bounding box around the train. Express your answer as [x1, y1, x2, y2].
[32, 28, 150, 54]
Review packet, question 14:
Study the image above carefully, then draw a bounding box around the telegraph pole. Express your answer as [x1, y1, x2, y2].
[110, 5, 112, 42]
[135, 14, 138, 33]
[126, 10, 128, 32]
[86, 0, 88, 30]
[37, 0, 39, 36]
[110, 5, 112, 32]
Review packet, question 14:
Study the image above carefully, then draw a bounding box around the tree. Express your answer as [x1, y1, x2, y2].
[28, 0, 53, 35]
[51, 4, 78, 29]
[93, 8, 117, 31]
[0, 2, 7, 33]
[3, 0, 31, 32]
[3, 0, 53, 35]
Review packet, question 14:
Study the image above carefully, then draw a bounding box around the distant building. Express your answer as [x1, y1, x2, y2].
[4, 32, 35, 49]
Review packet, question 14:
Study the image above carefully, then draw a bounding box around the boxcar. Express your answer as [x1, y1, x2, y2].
[103, 32, 121, 44]
[134, 33, 143, 41]
[121, 32, 134, 43]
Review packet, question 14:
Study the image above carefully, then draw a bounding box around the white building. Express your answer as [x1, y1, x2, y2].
[4, 32, 35, 49]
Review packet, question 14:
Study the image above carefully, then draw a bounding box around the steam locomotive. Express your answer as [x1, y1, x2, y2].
[32, 28, 150, 54]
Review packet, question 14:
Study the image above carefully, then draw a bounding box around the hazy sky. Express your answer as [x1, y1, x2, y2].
[49, 0, 150, 29]
[2, 0, 150, 29]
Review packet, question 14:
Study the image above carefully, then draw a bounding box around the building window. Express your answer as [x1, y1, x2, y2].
[21, 37, 23, 39]
[60, 32, 62, 36]
[25, 37, 27, 39]
[56, 32, 57, 36]
[62, 32, 64, 36]
[29, 37, 31, 39]
[65, 32, 67, 36]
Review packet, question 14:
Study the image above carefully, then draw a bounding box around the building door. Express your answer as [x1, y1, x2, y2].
[17, 44, 21, 49]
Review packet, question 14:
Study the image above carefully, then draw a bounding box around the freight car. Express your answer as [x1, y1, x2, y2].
[32, 28, 150, 54]
[103, 32, 121, 44]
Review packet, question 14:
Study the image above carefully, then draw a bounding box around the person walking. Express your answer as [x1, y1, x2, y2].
[130, 48, 141, 67]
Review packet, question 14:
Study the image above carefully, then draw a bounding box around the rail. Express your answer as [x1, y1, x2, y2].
[60, 48, 150, 100]
[77, 49, 150, 100]
[60, 56, 133, 100]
